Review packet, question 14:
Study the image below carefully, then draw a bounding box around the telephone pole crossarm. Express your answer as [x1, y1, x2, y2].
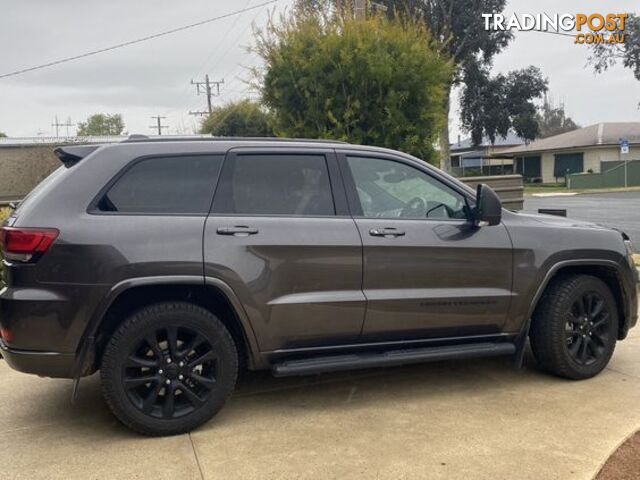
[149, 115, 169, 135]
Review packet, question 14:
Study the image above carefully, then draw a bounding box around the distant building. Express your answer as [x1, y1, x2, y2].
[501, 122, 640, 184]
[450, 131, 525, 176]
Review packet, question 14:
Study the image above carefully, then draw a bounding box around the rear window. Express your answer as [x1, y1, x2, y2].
[99, 155, 223, 214]
[212, 154, 335, 216]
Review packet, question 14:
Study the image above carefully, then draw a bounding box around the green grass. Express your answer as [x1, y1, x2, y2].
[524, 184, 640, 196]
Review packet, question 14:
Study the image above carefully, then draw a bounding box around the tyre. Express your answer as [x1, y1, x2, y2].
[530, 274, 618, 380]
[100, 302, 238, 436]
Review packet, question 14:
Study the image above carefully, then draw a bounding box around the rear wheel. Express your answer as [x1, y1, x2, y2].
[100, 302, 238, 436]
[530, 274, 618, 380]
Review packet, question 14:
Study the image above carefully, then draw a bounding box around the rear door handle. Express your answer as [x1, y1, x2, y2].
[216, 226, 259, 236]
[369, 228, 405, 238]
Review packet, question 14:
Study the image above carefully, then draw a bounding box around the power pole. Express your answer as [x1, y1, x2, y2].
[189, 74, 224, 116]
[149, 116, 169, 135]
[51, 116, 76, 137]
[52, 116, 62, 137]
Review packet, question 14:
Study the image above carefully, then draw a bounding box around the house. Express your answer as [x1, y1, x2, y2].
[450, 131, 525, 176]
[501, 122, 640, 184]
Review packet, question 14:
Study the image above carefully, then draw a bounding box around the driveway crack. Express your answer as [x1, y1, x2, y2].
[189, 432, 205, 480]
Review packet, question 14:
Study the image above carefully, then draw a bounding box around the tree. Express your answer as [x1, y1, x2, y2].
[253, 6, 451, 163]
[0, 132, 6, 138]
[588, 14, 639, 102]
[375, 0, 513, 169]
[460, 64, 547, 145]
[200, 99, 274, 137]
[536, 96, 580, 139]
[589, 14, 639, 80]
[77, 113, 125, 136]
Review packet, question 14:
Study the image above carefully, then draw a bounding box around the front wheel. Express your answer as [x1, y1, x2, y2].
[100, 302, 238, 436]
[530, 274, 618, 380]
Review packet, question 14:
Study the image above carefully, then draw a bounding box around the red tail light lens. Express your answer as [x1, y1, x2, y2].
[0, 227, 59, 260]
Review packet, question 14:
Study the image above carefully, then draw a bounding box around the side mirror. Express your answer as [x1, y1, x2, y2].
[474, 184, 502, 226]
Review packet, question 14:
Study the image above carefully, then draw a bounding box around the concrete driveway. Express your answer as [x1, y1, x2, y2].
[2, 326, 640, 480]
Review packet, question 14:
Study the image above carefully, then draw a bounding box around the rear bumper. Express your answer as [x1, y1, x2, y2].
[0, 339, 75, 378]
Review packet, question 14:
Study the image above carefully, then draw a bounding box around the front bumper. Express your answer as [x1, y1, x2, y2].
[0, 338, 75, 378]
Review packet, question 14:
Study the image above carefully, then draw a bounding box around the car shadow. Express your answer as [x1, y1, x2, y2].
[25, 348, 553, 436]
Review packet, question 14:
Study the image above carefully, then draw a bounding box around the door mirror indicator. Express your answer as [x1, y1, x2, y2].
[474, 184, 502, 226]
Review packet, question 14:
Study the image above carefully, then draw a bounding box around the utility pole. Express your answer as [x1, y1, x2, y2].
[52, 116, 62, 137]
[51, 116, 76, 137]
[149, 115, 169, 135]
[189, 74, 224, 116]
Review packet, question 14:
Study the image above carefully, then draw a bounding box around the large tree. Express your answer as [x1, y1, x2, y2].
[0, 132, 6, 138]
[588, 13, 639, 102]
[77, 113, 125, 136]
[200, 99, 274, 137]
[375, 0, 513, 169]
[536, 96, 580, 139]
[254, 5, 451, 163]
[460, 64, 548, 145]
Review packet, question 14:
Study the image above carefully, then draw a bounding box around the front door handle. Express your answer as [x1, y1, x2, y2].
[369, 227, 405, 238]
[216, 226, 259, 237]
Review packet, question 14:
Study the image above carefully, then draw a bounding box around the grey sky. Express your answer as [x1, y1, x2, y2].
[0, 0, 638, 139]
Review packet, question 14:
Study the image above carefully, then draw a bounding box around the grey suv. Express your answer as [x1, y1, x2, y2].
[1, 137, 638, 436]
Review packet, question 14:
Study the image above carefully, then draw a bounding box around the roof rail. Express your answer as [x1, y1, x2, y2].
[120, 135, 348, 144]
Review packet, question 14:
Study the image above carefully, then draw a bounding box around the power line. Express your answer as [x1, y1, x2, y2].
[0, 0, 279, 80]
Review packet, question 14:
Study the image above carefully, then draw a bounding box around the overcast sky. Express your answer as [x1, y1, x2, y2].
[0, 0, 638, 139]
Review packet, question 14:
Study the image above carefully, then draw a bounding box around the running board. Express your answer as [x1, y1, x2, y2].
[272, 342, 516, 377]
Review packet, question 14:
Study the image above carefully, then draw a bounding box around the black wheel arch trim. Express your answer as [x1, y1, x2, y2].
[514, 258, 634, 364]
[74, 275, 263, 379]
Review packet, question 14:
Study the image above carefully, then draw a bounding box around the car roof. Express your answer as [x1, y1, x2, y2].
[103, 135, 413, 157]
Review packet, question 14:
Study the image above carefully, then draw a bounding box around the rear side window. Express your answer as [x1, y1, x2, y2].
[99, 155, 223, 214]
[213, 154, 335, 216]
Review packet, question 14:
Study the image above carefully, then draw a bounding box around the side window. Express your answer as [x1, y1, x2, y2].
[346, 156, 468, 220]
[99, 155, 223, 214]
[213, 154, 335, 216]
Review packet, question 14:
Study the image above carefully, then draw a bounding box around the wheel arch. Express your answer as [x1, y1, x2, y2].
[77, 276, 263, 376]
[526, 260, 628, 339]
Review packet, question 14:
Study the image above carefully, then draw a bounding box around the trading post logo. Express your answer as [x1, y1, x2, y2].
[482, 13, 628, 44]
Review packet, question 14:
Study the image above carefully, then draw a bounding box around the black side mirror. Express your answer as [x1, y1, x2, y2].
[474, 184, 502, 226]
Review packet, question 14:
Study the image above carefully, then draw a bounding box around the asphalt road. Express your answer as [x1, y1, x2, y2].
[524, 191, 640, 251]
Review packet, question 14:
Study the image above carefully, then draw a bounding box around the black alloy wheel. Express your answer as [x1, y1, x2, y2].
[101, 302, 238, 436]
[564, 292, 612, 366]
[124, 326, 218, 420]
[530, 274, 618, 380]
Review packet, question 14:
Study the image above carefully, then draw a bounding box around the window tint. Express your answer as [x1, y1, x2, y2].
[346, 156, 468, 220]
[101, 155, 223, 214]
[213, 154, 335, 216]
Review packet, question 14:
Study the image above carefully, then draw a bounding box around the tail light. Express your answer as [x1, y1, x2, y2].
[0, 227, 59, 262]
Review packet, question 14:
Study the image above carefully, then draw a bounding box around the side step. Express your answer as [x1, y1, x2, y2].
[272, 342, 516, 377]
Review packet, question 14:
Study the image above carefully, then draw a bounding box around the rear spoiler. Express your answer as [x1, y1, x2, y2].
[53, 145, 101, 167]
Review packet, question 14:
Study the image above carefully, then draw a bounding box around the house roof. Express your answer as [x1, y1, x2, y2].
[501, 122, 640, 155]
[450, 131, 524, 152]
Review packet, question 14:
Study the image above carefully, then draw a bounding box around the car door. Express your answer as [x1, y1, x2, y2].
[339, 151, 514, 341]
[203, 147, 365, 352]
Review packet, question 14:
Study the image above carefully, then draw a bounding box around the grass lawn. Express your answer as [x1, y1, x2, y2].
[524, 183, 640, 196]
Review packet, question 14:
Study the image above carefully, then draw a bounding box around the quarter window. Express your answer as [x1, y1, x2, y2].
[213, 154, 335, 216]
[99, 155, 223, 214]
[346, 156, 469, 220]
